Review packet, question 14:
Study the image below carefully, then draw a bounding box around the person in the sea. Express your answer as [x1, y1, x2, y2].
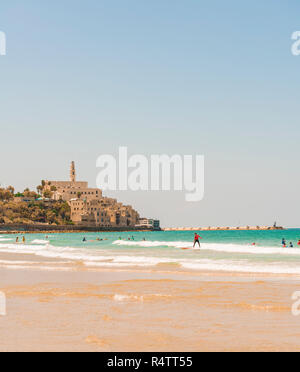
[193, 233, 202, 248]
[16, 237, 19, 243]
[22, 236, 26, 243]
[83, 237, 87, 242]
[290, 242, 294, 248]
[282, 238, 286, 247]
[298, 240, 300, 246]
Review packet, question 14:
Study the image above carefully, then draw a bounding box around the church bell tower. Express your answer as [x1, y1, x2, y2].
[70, 161, 76, 183]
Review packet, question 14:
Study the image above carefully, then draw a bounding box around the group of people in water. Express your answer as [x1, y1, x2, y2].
[82, 237, 109, 242]
[15, 233, 300, 251]
[192, 234, 300, 250]
[15, 236, 26, 243]
[281, 238, 300, 248]
[82, 236, 147, 243]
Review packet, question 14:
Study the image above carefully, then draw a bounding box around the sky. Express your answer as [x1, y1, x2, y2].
[0, 0, 300, 227]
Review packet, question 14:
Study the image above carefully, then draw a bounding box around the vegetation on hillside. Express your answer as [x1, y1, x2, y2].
[0, 186, 72, 225]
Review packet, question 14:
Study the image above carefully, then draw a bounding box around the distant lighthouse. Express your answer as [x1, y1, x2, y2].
[70, 161, 76, 183]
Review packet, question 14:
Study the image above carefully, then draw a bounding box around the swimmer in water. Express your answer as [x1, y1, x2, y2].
[83, 237, 87, 242]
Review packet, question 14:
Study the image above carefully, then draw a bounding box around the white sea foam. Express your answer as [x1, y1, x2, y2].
[114, 294, 144, 302]
[31, 239, 50, 245]
[113, 240, 300, 256]
[0, 240, 300, 275]
[181, 260, 300, 275]
[85, 257, 300, 275]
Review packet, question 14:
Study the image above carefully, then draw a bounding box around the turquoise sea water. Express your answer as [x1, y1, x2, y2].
[1, 229, 300, 274]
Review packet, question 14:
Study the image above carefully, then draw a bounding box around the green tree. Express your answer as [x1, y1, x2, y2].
[7, 186, 15, 195]
[37, 185, 43, 195]
[43, 190, 53, 199]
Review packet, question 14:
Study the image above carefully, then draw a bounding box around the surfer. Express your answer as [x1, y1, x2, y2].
[193, 233, 202, 248]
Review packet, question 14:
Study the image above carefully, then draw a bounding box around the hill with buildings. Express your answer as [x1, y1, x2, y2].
[0, 162, 160, 231]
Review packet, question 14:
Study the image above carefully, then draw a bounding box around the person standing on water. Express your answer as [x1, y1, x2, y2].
[193, 233, 202, 248]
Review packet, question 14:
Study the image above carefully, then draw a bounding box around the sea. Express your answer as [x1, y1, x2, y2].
[1, 229, 300, 275]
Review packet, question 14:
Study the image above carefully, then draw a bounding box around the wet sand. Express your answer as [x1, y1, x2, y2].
[1, 265, 300, 352]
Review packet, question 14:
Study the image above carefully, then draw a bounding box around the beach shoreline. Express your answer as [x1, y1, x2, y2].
[1, 264, 300, 351]
[1, 229, 300, 351]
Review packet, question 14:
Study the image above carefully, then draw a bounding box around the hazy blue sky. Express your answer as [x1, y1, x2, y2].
[0, 0, 300, 227]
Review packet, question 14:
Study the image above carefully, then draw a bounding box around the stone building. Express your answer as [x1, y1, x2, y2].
[136, 218, 161, 231]
[44, 162, 102, 202]
[44, 162, 140, 228]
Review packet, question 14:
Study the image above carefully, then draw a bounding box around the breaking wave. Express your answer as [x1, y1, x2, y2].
[113, 240, 300, 256]
[31, 239, 50, 245]
[0, 238, 300, 275]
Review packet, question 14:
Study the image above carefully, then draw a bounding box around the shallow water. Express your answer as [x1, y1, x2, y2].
[1, 229, 300, 275]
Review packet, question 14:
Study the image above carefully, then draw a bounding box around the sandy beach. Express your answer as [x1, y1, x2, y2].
[1, 254, 300, 352]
